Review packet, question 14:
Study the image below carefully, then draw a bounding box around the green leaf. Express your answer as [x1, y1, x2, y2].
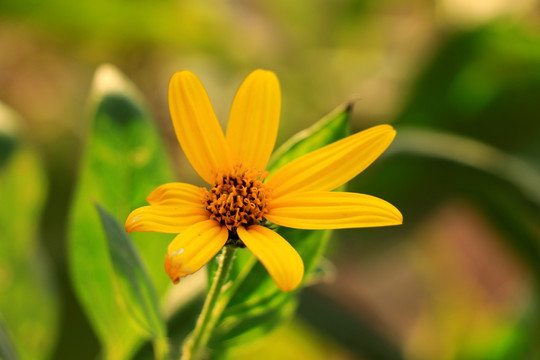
[205, 103, 351, 350]
[0, 103, 58, 360]
[97, 204, 167, 350]
[68, 64, 172, 359]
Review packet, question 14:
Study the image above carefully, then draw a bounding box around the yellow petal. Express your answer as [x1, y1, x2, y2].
[266, 191, 402, 229]
[165, 220, 228, 283]
[265, 125, 396, 198]
[237, 225, 304, 292]
[169, 71, 233, 184]
[146, 182, 204, 206]
[125, 205, 209, 234]
[226, 70, 281, 170]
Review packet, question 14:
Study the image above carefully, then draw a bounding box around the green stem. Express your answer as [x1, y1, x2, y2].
[153, 337, 169, 360]
[180, 246, 236, 360]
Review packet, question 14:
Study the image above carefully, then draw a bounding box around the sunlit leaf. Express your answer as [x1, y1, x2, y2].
[0, 103, 58, 360]
[67, 64, 172, 359]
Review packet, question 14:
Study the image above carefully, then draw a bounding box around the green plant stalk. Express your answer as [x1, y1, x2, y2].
[153, 337, 169, 360]
[180, 246, 236, 360]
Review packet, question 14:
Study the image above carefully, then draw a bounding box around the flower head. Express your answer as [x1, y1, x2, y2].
[125, 70, 402, 292]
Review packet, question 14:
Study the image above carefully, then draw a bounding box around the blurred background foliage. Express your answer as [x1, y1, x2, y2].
[1, 0, 540, 359]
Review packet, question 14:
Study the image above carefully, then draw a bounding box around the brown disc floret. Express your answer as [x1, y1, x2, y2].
[203, 164, 271, 231]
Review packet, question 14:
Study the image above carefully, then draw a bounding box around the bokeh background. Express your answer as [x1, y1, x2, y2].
[1, 0, 540, 359]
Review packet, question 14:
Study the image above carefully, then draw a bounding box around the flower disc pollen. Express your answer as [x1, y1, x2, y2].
[203, 164, 271, 230]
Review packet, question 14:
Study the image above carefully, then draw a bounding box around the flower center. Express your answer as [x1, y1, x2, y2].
[203, 164, 271, 231]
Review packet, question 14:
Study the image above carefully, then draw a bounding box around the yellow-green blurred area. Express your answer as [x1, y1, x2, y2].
[1, 0, 540, 359]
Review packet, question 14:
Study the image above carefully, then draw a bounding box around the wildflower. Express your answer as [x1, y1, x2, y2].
[125, 70, 402, 292]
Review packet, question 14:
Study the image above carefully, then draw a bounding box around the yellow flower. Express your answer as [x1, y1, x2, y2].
[125, 70, 402, 292]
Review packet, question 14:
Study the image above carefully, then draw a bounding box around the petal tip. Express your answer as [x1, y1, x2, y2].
[379, 124, 396, 137]
[370, 124, 396, 141]
[377, 198, 403, 226]
[395, 209, 404, 225]
[278, 278, 302, 292]
[252, 68, 275, 75]
[164, 253, 184, 285]
[372, 124, 397, 153]
[125, 211, 139, 234]
[277, 266, 304, 292]
[386, 203, 403, 226]
[169, 71, 200, 95]
[248, 69, 279, 84]
[170, 70, 196, 81]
